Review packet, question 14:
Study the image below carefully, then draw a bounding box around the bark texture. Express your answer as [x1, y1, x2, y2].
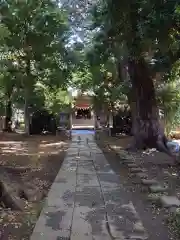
[4, 100, 12, 132]
[24, 58, 31, 135]
[24, 93, 30, 135]
[128, 57, 171, 156]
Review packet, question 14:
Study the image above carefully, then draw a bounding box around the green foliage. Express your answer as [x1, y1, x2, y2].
[34, 82, 71, 115]
[0, 24, 10, 42]
[86, 43, 128, 110]
[72, 69, 93, 91]
[0, 0, 180, 136]
[0, 0, 73, 131]
[157, 84, 180, 134]
[84, 0, 180, 126]
[157, 61, 180, 134]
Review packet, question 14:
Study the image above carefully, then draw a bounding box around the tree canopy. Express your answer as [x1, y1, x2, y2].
[0, 0, 74, 132]
[0, 0, 180, 154]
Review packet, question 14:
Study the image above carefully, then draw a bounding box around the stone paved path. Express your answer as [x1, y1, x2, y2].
[30, 134, 148, 240]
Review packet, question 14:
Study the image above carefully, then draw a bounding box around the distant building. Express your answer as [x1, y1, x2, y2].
[70, 90, 95, 129]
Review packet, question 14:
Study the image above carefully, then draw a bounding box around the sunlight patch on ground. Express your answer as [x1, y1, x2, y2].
[0, 141, 24, 144]
[110, 145, 123, 150]
[40, 141, 65, 147]
[0, 138, 66, 157]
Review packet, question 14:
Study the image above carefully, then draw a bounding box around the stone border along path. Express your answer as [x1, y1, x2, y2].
[113, 148, 180, 211]
[30, 134, 148, 240]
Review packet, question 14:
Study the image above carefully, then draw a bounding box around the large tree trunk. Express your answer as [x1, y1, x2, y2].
[24, 92, 30, 135]
[4, 100, 12, 132]
[24, 58, 31, 135]
[128, 57, 171, 156]
[2, 69, 16, 132]
[3, 83, 14, 132]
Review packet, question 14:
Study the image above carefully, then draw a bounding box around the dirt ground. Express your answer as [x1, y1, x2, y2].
[97, 133, 180, 240]
[0, 132, 69, 240]
[99, 134, 180, 199]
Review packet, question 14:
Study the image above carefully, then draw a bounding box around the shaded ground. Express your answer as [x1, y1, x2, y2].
[97, 133, 179, 240]
[0, 132, 69, 240]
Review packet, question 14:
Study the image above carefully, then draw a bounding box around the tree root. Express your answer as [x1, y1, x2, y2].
[2, 166, 32, 173]
[20, 186, 46, 203]
[126, 134, 176, 161]
[0, 170, 45, 211]
[0, 171, 25, 211]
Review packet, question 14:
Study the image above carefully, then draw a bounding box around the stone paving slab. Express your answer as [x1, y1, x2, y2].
[71, 206, 110, 240]
[69, 143, 79, 147]
[77, 174, 99, 187]
[127, 163, 138, 168]
[77, 165, 96, 174]
[141, 179, 158, 186]
[103, 187, 127, 204]
[67, 148, 79, 153]
[62, 156, 79, 163]
[135, 173, 148, 179]
[66, 152, 79, 157]
[76, 185, 101, 194]
[130, 168, 145, 173]
[94, 157, 108, 163]
[53, 172, 76, 185]
[78, 160, 94, 165]
[94, 159, 114, 174]
[71, 206, 93, 240]
[79, 151, 91, 158]
[94, 162, 111, 169]
[105, 202, 148, 239]
[149, 185, 168, 193]
[91, 150, 103, 154]
[34, 206, 74, 231]
[30, 230, 71, 240]
[97, 168, 115, 174]
[75, 186, 104, 208]
[98, 172, 121, 187]
[30, 134, 148, 240]
[160, 196, 180, 208]
[46, 189, 75, 208]
[61, 160, 78, 171]
[76, 156, 94, 161]
[94, 154, 108, 160]
[123, 161, 135, 165]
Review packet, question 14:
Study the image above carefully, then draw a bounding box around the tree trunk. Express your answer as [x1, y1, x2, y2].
[24, 59, 31, 135]
[24, 88, 30, 135]
[128, 57, 171, 156]
[4, 99, 12, 132]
